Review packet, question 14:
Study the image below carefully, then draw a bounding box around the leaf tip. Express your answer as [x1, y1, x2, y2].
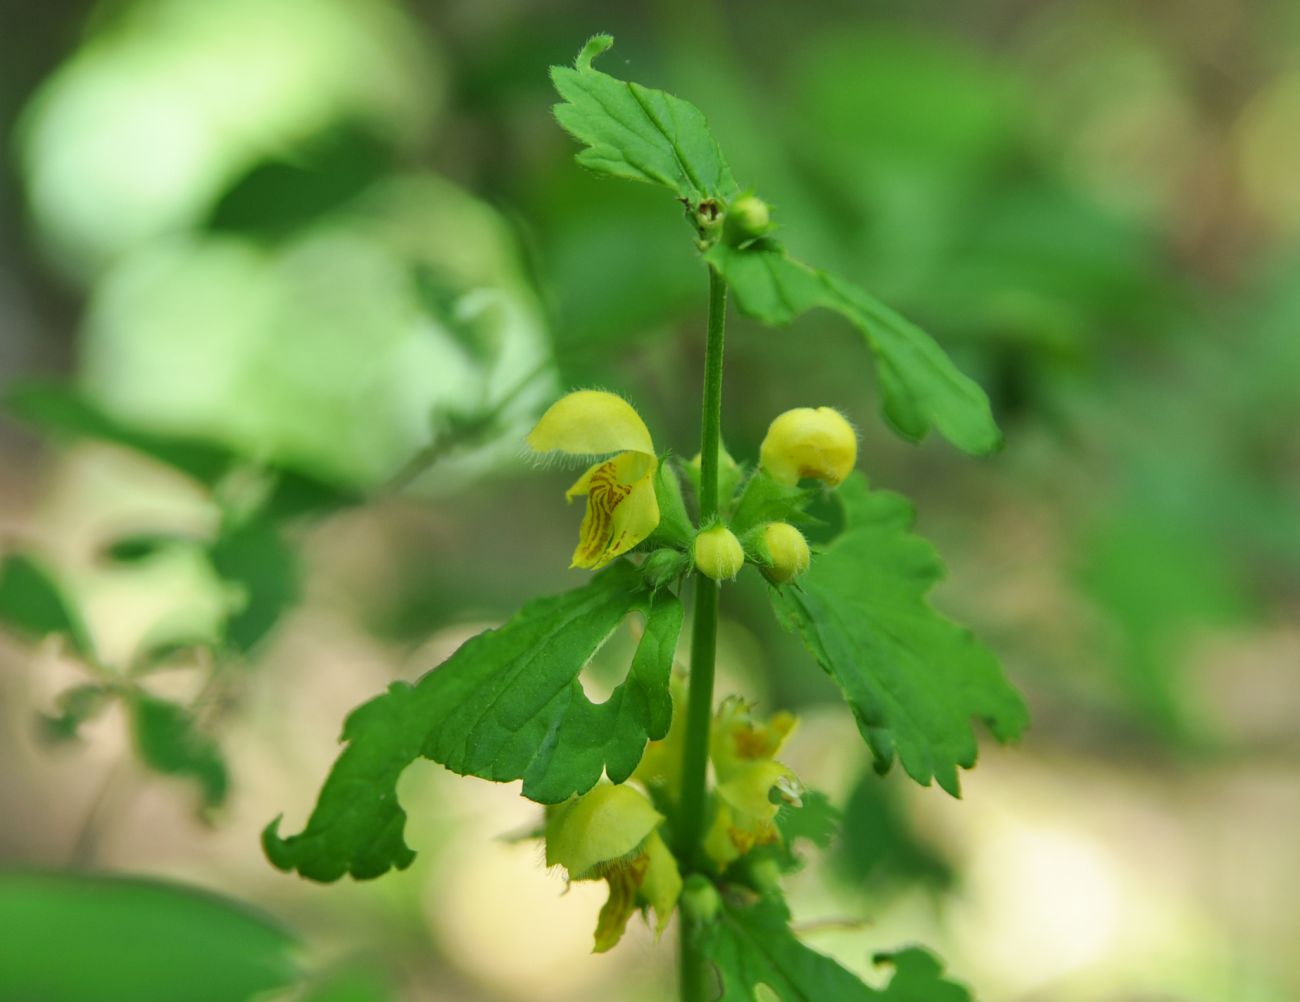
[577, 34, 614, 70]
[261, 815, 292, 872]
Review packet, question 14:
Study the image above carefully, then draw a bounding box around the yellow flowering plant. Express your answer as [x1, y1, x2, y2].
[264, 35, 1029, 1002]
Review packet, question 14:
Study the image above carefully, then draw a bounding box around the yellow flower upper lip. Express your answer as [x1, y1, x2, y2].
[528, 390, 655, 458]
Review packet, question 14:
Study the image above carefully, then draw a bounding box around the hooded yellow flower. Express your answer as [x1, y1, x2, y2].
[545, 783, 682, 953]
[528, 390, 661, 569]
[704, 698, 802, 868]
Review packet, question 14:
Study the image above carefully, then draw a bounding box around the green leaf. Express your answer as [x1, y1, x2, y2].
[0, 553, 95, 659]
[775, 789, 839, 852]
[39, 684, 113, 744]
[695, 895, 971, 1001]
[754, 789, 841, 876]
[208, 518, 300, 654]
[207, 120, 393, 239]
[770, 474, 1027, 795]
[551, 35, 738, 205]
[264, 561, 683, 881]
[870, 948, 973, 1002]
[836, 772, 953, 893]
[129, 692, 229, 808]
[6, 381, 233, 485]
[706, 241, 1001, 455]
[0, 871, 298, 1002]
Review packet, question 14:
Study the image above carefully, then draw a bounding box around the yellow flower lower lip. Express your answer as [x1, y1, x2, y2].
[528, 389, 662, 570]
[567, 451, 659, 569]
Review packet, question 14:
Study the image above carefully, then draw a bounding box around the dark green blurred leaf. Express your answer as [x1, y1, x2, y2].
[836, 773, 952, 893]
[265, 562, 682, 880]
[791, 29, 1018, 175]
[1079, 512, 1254, 738]
[0, 871, 297, 1002]
[534, 173, 703, 358]
[100, 533, 195, 565]
[551, 35, 737, 204]
[208, 121, 393, 238]
[6, 382, 233, 485]
[259, 468, 359, 523]
[129, 693, 229, 809]
[0, 553, 95, 659]
[39, 684, 113, 744]
[208, 519, 300, 654]
[771, 474, 1028, 795]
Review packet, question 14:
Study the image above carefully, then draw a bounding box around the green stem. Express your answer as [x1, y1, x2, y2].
[678, 266, 727, 1002]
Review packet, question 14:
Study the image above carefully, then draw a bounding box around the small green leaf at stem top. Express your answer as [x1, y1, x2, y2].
[694, 894, 972, 1001]
[707, 241, 1002, 455]
[551, 35, 738, 206]
[265, 561, 683, 881]
[770, 473, 1028, 795]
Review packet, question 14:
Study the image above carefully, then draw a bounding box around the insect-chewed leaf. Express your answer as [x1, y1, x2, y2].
[770, 473, 1027, 795]
[264, 561, 683, 881]
[706, 242, 1001, 455]
[551, 35, 738, 205]
[695, 895, 972, 1001]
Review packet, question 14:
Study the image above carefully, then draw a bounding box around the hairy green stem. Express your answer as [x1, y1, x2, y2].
[678, 266, 727, 1001]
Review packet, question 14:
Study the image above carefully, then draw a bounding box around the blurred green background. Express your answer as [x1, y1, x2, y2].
[1, 1, 1297, 1000]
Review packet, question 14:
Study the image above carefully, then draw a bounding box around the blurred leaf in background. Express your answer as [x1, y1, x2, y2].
[0, 872, 299, 1002]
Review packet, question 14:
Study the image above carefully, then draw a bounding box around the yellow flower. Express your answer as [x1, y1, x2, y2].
[759, 406, 857, 487]
[710, 696, 797, 783]
[545, 783, 682, 953]
[704, 698, 802, 868]
[528, 390, 661, 569]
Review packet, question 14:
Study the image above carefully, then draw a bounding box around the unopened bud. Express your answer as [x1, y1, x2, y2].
[693, 525, 745, 581]
[759, 407, 857, 487]
[760, 522, 810, 583]
[725, 195, 771, 245]
[680, 874, 721, 924]
[642, 548, 690, 588]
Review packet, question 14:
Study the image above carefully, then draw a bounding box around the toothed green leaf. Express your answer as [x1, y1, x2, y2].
[551, 35, 738, 204]
[707, 241, 1001, 455]
[264, 561, 683, 881]
[695, 895, 973, 1001]
[770, 473, 1027, 795]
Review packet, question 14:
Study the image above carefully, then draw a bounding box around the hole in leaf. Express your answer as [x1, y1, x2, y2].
[577, 610, 645, 705]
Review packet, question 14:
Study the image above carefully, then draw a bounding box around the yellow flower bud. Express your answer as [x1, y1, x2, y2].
[693, 525, 745, 581]
[759, 406, 857, 487]
[710, 696, 797, 784]
[760, 522, 811, 583]
[679, 874, 721, 924]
